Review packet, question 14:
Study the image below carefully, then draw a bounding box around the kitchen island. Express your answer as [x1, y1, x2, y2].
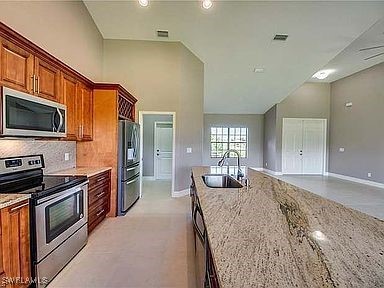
[192, 167, 384, 288]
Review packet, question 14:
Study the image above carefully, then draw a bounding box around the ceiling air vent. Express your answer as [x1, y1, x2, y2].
[157, 30, 169, 38]
[273, 34, 288, 41]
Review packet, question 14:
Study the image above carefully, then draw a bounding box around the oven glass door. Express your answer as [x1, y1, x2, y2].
[45, 191, 84, 243]
[5, 95, 65, 133]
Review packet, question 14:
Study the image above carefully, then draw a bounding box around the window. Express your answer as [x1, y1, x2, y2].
[210, 127, 248, 158]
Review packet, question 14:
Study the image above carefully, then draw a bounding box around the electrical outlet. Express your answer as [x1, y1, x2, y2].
[64, 153, 70, 161]
[368, 172, 372, 178]
[265, 162, 268, 167]
[339, 147, 345, 152]
[186, 147, 192, 154]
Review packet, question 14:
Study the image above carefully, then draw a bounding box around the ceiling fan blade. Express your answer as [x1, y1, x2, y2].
[364, 52, 384, 60]
[359, 45, 384, 51]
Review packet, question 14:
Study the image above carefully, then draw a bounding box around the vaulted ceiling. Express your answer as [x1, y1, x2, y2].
[84, 1, 384, 113]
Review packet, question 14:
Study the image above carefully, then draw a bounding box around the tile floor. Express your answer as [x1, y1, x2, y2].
[49, 180, 196, 288]
[275, 174, 384, 220]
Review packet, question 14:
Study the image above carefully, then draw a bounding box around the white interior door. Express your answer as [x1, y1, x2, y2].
[282, 118, 326, 175]
[282, 118, 303, 174]
[154, 122, 173, 180]
[302, 119, 325, 174]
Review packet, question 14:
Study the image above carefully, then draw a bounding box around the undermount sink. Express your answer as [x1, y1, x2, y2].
[202, 174, 243, 188]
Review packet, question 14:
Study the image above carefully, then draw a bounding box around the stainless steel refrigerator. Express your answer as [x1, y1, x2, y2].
[117, 120, 141, 216]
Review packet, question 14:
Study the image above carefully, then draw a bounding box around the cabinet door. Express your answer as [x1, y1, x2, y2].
[1, 201, 30, 288]
[62, 73, 78, 140]
[0, 219, 5, 279]
[35, 57, 61, 102]
[0, 38, 34, 93]
[77, 83, 93, 141]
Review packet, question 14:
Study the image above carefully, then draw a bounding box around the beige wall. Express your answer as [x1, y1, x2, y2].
[0, 1, 103, 81]
[329, 62, 384, 183]
[103, 40, 204, 191]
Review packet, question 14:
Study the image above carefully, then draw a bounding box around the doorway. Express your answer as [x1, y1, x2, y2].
[282, 118, 327, 175]
[139, 111, 176, 196]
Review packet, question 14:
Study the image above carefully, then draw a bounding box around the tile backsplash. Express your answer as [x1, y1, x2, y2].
[0, 140, 76, 173]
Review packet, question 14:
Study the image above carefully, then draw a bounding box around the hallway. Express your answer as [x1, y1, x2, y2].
[49, 180, 195, 288]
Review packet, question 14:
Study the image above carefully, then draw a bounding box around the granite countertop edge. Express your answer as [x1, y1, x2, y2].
[0, 194, 30, 209]
[48, 167, 112, 178]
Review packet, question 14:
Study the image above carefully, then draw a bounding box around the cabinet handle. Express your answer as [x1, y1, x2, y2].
[10, 202, 28, 212]
[36, 76, 40, 94]
[32, 75, 36, 93]
[97, 176, 107, 182]
[96, 209, 105, 217]
[96, 191, 105, 198]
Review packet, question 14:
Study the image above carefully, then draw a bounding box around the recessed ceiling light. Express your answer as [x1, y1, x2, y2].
[312, 69, 334, 80]
[138, 0, 149, 7]
[202, 0, 213, 10]
[253, 68, 265, 73]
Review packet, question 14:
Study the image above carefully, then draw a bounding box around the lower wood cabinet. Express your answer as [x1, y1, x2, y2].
[88, 171, 111, 233]
[0, 200, 31, 288]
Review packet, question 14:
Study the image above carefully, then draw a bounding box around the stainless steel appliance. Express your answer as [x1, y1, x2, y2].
[1, 87, 67, 137]
[117, 120, 141, 216]
[0, 155, 88, 287]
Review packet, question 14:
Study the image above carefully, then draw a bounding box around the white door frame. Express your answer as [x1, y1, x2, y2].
[154, 121, 173, 180]
[282, 118, 327, 175]
[139, 111, 176, 196]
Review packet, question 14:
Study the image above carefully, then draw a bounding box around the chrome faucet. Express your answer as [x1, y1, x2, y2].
[217, 149, 244, 181]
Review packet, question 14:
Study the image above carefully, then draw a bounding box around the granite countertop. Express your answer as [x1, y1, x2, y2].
[48, 167, 112, 178]
[192, 167, 384, 288]
[0, 194, 30, 209]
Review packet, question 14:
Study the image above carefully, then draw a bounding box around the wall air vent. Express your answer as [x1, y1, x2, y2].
[273, 34, 288, 41]
[157, 30, 169, 38]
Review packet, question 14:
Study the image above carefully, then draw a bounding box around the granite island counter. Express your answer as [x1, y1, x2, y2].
[191, 167, 384, 288]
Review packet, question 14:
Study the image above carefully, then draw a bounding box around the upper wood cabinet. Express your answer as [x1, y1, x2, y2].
[1, 201, 31, 288]
[0, 38, 34, 93]
[0, 37, 61, 102]
[77, 82, 93, 141]
[34, 57, 61, 102]
[62, 73, 78, 140]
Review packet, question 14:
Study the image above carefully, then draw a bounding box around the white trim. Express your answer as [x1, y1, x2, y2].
[282, 118, 327, 175]
[139, 111, 176, 198]
[250, 167, 283, 175]
[172, 188, 190, 198]
[327, 172, 384, 189]
[142, 176, 155, 181]
[154, 121, 173, 180]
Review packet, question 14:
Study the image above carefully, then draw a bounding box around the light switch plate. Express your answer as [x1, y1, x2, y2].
[186, 147, 192, 154]
[64, 153, 70, 161]
[368, 172, 372, 178]
[339, 147, 345, 152]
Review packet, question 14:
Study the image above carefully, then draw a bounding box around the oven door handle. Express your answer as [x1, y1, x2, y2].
[36, 181, 89, 205]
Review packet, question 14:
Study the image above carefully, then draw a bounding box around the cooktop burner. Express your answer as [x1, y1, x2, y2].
[0, 155, 87, 199]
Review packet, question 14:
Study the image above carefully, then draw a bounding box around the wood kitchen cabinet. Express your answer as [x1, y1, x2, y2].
[62, 73, 79, 140]
[0, 37, 61, 103]
[0, 38, 34, 93]
[76, 83, 93, 141]
[34, 57, 61, 102]
[88, 171, 111, 233]
[1, 200, 31, 288]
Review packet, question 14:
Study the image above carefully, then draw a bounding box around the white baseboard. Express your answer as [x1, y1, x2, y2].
[327, 172, 384, 189]
[172, 188, 190, 198]
[249, 167, 263, 171]
[142, 176, 155, 181]
[257, 168, 283, 176]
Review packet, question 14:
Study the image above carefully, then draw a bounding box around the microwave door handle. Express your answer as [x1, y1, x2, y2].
[52, 109, 58, 132]
[56, 108, 64, 132]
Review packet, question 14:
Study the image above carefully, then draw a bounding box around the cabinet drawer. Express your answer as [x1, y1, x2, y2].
[89, 171, 110, 189]
[88, 184, 110, 206]
[88, 195, 110, 232]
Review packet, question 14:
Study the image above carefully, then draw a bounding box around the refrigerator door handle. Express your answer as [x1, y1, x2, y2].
[126, 176, 140, 186]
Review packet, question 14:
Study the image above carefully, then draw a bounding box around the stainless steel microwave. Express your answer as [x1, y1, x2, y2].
[1, 87, 67, 137]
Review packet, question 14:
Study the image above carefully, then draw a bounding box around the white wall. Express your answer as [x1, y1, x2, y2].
[0, 1, 103, 81]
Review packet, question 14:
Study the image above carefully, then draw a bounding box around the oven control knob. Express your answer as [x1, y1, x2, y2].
[28, 160, 34, 165]
[80, 214, 83, 218]
[35, 160, 41, 164]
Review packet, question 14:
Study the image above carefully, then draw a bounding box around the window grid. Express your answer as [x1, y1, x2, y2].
[210, 127, 248, 158]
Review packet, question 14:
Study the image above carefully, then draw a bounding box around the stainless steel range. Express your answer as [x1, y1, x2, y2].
[0, 155, 88, 287]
